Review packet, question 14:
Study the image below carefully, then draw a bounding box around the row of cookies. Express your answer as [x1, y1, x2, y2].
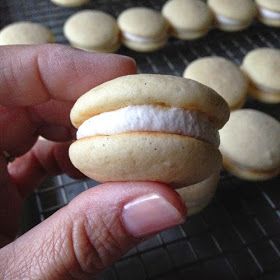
[50, 0, 280, 29]
[1, 0, 280, 52]
[183, 48, 280, 106]
[53, 0, 280, 53]
[181, 48, 280, 210]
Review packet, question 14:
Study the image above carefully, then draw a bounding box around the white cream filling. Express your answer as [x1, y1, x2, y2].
[216, 15, 241, 26]
[122, 31, 167, 44]
[77, 105, 219, 146]
[259, 7, 280, 20]
[251, 81, 280, 95]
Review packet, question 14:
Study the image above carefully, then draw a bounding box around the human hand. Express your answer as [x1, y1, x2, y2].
[0, 44, 186, 279]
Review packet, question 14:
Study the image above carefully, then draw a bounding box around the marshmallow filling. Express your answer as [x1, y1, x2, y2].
[223, 155, 280, 178]
[77, 105, 219, 146]
[216, 15, 244, 26]
[122, 31, 167, 44]
[249, 81, 280, 95]
[259, 7, 280, 20]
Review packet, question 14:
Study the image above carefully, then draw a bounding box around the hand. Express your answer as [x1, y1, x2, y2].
[0, 44, 187, 279]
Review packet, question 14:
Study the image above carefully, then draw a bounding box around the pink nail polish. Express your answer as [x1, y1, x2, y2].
[122, 194, 185, 238]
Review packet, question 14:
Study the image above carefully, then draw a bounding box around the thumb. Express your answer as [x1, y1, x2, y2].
[0, 182, 186, 279]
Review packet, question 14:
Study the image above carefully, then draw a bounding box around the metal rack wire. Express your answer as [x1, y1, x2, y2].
[1, 0, 280, 279]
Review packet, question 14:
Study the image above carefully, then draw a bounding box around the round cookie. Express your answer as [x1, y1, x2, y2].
[64, 10, 120, 53]
[0, 21, 54, 45]
[162, 0, 213, 40]
[69, 74, 229, 187]
[177, 172, 220, 216]
[241, 48, 280, 104]
[256, 0, 280, 27]
[118, 7, 169, 52]
[220, 109, 280, 181]
[184, 57, 248, 110]
[51, 0, 89, 7]
[208, 0, 256, 31]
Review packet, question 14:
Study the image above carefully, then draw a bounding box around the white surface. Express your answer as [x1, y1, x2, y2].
[77, 105, 219, 146]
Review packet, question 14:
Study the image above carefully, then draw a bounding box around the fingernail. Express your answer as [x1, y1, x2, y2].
[122, 194, 185, 238]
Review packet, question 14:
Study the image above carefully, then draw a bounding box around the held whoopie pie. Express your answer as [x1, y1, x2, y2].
[69, 74, 229, 187]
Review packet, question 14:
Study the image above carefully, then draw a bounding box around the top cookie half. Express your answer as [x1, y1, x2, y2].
[70, 74, 229, 129]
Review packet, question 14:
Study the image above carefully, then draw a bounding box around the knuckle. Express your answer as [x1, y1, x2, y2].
[68, 211, 125, 277]
[40, 221, 76, 279]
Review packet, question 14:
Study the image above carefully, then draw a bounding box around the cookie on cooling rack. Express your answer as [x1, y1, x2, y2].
[117, 7, 169, 52]
[184, 56, 248, 110]
[220, 109, 280, 181]
[0, 21, 54, 45]
[162, 0, 213, 40]
[208, 0, 256, 31]
[51, 0, 89, 7]
[241, 48, 280, 104]
[256, 0, 280, 27]
[64, 10, 120, 53]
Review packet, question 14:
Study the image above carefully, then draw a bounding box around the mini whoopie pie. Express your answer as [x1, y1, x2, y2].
[184, 56, 248, 110]
[220, 109, 280, 181]
[0, 21, 54, 45]
[162, 0, 213, 40]
[64, 10, 120, 53]
[69, 74, 229, 187]
[117, 7, 169, 52]
[51, 0, 89, 7]
[241, 48, 280, 104]
[208, 0, 256, 31]
[256, 0, 280, 27]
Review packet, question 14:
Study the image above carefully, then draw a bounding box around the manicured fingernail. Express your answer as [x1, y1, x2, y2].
[122, 194, 185, 238]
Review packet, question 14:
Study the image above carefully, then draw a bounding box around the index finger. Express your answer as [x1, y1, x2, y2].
[0, 44, 136, 156]
[0, 44, 136, 106]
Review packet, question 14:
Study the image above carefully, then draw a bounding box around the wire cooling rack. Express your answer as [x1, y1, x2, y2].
[1, 0, 280, 279]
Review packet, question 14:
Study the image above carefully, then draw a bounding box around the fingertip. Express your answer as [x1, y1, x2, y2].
[94, 53, 137, 81]
[97, 181, 187, 218]
[95, 181, 187, 238]
[118, 55, 137, 75]
[144, 181, 188, 218]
